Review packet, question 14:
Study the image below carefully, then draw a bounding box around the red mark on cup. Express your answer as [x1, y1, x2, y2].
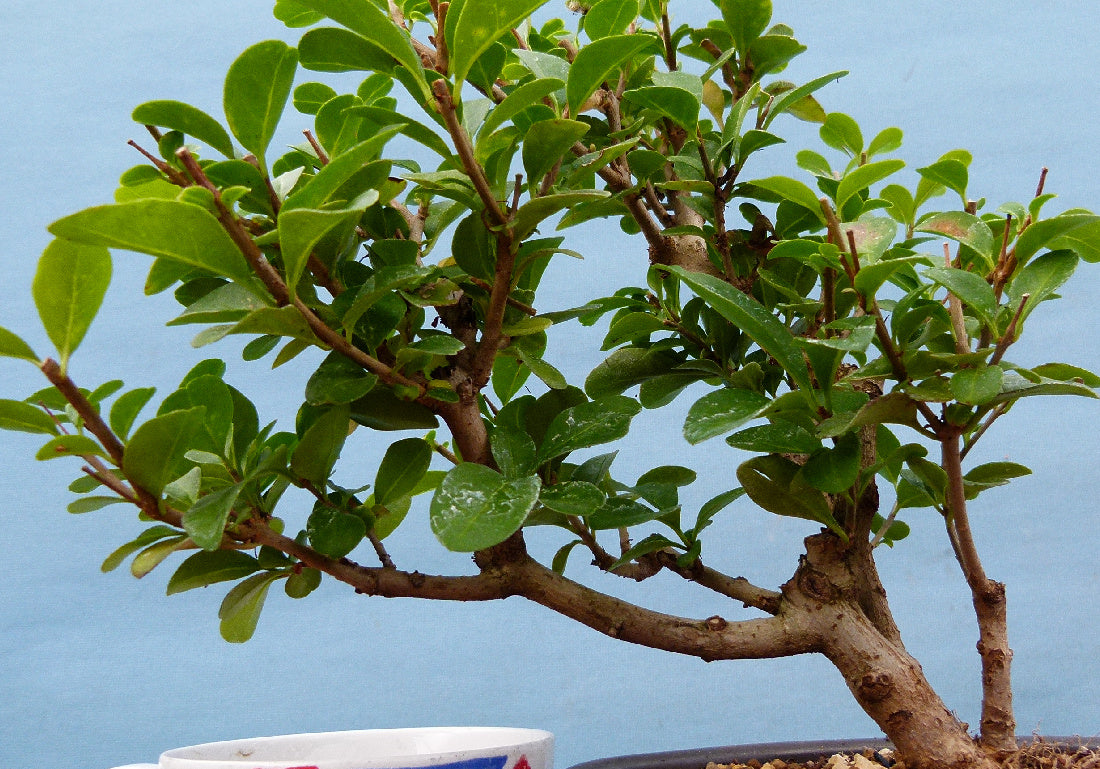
[514, 756, 531, 769]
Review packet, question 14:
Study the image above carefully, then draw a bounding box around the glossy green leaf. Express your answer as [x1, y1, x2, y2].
[523, 119, 590, 188]
[721, 0, 772, 53]
[587, 496, 660, 529]
[131, 100, 235, 158]
[183, 485, 242, 550]
[219, 572, 280, 642]
[477, 78, 565, 147]
[799, 433, 860, 493]
[1007, 249, 1077, 326]
[726, 421, 820, 454]
[607, 534, 680, 570]
[123, 407, 205, 496]
[306, 353, 378, 405]
[35, 434, 106, 461]
[988, 370, 1099, 405]
[223, 40, 298, 172]
[275, 0, 325, 25]
[280, 201, 375, 299]
[835, 159, 905, 210]
[285, 128, 403, 210]
[916, 159, 968, 203]
[763, 71, 846, 129]
[290, 405, 350, 485]
[915, 211, 995, 265]
[375, 437, 432, 505]
[538, 395, 642, 461]
[964, 461, 1031, 487]
[430, 464, 541, 551]
[737, 455, 841, 535]
[1030, 362, 1100, 387]
[349, 387, 439, 431]
[567, 34, 655, 117]
[0, 326, 38, 363]
[451, 0, 551, 85]
[32, 239, 111, 369]
[820, 112, 863, 157]
[307, 506, 367, 558]
[744, 176, 824, 222]
[285, 566, 323, 598]
[671, 267, 814, 393]
[298, 26, 393, 72]
[683, 388, 769, 444]
[294, 81, 338, 114]
[585, 0, 639, 39]
[924, 266, 999, 329]
[131, 536, 189, 579]
[622, 85, 700, 130]
[49, 200, 254, 285]
[538, 480, 606, 515]
[0, 399, 59, 435]
[490, 426, 538, 480]
[514, 191, 610, 240]
[950, 365, 1003, 406]
[866, 126, 903, 157]
[167, 550, 261, 595]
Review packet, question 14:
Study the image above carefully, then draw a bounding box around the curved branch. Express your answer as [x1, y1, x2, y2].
[656, 553, 783, 615]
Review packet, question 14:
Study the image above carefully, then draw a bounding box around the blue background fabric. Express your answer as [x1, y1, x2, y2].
[1, 2, 1097, 768]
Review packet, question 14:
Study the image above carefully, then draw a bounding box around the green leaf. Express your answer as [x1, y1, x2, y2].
[799, 432, 860, 493]
[131, 536, 189, 578]
[67, 495, 127, 514]
[1007, 249, 1078, 325]
[307, 506, 367, 558]
[477, 78, 566, 148]
[763, 70, 847, 129]
[744, 176, 824, 222]
[290, 405, 350, 485]
[916, 159, 968, 203]
[280, 202, 375, 299]
[1030, 362, 1100, 387]
[820, 112, 863, 157]
[167, 550, 260, 595]
[950, 365, 1003, 406]
[284, 128, 404, 210]
[305, 353, 378, 405]
[32, 239, 111, 369]
[123, 407, 205, 496]
[223, 40, 299, 172]
[183, 485, 242, 550]
[964, 461, 1031, 487]
[538, 481, 606, 515]
[349, 387, 439, 431]
[585, 0, 639, 39]
[721, 0, 772, 53]
[866, 126, 903, 157]
[567, 34, 656, 117]
[100, 525, 180, 573]
[49, 200, 254, 285]
[835, 159, 905, 210]
[219, 572, 280, 642]
[451, 0, 552, 86]
[915, 211, 995, 265]
[607, 533, 680, 570]
[683, 388, 770, 444]
[923, 266, 999, 329]
[523, 119, 591, 188]
[490, 426, 538, 480]
[726, 421, 820, 454]
[0, 399, 59, 435]
[375, 437, 432, 504]
[538, 395, 642, 461]
[586, 496, 660, 529]
[285, 567, 323, 598]
[670, 267, 814, 393]
[131, 100, 235, 159]
[737, 455, 841, 535]
[298, 26, 393, 72]
[430, 464, 541, 551]
[35, 434, 107, 460]
[0, 326, 38, 362]
[514, 191, 610, 240]
[622, 86, 700, 130]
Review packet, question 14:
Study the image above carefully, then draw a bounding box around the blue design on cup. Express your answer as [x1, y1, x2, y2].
[387, 756, 510, 769]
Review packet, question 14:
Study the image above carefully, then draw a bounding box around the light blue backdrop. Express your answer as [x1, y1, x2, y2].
[1, 2, 1097, 768]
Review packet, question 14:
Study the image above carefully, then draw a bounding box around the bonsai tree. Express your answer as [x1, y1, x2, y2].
[2, 1, 1097, 767]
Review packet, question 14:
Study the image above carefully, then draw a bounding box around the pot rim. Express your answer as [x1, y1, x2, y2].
[566, 736, 1100, 769]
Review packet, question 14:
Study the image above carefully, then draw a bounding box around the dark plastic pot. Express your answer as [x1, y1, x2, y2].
[568, 739, 892, 769]
[567, 737, 1100, 769]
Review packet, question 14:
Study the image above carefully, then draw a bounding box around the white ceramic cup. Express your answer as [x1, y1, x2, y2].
[109, 726, 554, 769]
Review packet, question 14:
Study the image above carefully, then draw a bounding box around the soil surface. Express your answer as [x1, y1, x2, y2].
[704, 739, 1100, 769]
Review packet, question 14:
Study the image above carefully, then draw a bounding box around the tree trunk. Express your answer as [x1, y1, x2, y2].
[788, 534, 999, 769]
